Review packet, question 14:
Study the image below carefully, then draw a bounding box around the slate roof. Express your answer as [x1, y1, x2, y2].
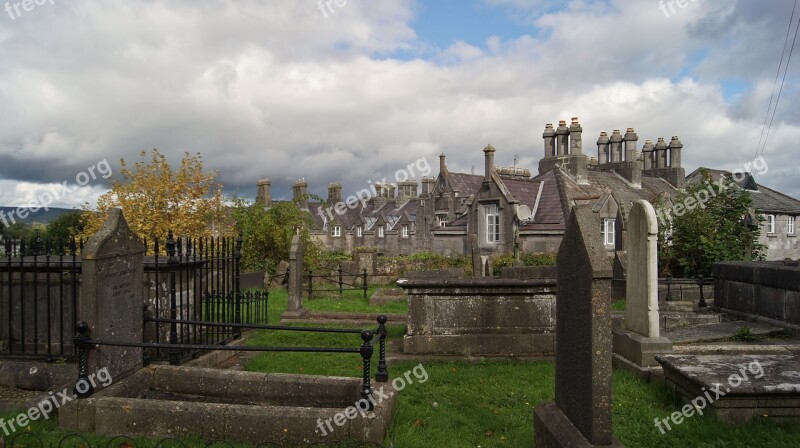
[448, 173, 484, 196]
[687, 168, 800, 214]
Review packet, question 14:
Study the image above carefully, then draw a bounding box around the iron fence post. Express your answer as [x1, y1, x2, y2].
[359, 330, 374, 410]
[665, 274, 673, 302]
[363, 268, 368, 300]
[234, 233, 243, 338]
[338, 263, 343, 295]
[697, 276, 707, 308]
[308, 270, 313, 300]
[74, 321, 94, 398]
[376, 315, 388, 382]
[167, 231, 180, 365]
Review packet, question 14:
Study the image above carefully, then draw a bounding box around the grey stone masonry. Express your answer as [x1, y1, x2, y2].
[80, 208, 145, 382]
[534, 205, 622, 447]
[282, 232, 308, 319]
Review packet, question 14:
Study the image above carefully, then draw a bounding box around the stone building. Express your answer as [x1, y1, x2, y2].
[255, 118, 798, 260]
[686, 168, 800, 260]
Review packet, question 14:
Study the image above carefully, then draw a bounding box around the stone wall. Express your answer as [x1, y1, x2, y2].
[713, 261, 800, 324]
[398, 278, 556, 355]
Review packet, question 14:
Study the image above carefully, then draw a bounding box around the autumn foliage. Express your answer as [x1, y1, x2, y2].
[81, 149, 226, 251]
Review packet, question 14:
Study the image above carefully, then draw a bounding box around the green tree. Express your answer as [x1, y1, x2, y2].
[46, 211, 84, 244]
[231, 198, 323, 273]
[657, 169, 763, 277]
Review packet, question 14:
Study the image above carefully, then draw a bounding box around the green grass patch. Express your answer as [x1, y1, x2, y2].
[269, 286, 408, 314]
[612, 299, 626, 312]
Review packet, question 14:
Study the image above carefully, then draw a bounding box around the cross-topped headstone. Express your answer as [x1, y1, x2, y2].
[282, 231, 308, 319]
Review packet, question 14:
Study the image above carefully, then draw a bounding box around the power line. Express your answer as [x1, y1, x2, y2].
[760, 8, 800, 159]
[754, 0, 798, 160]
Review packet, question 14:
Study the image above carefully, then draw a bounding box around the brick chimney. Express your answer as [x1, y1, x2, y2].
[609, 130, 623, 163]
[256, 177, 271, 208]
[327, 183, 342, 204]
[292, 179, 308, 210]
[624, 128, 638, 162]
[483, 144, 496, 182]
[556, 120, 569, 155]
[569, 117, 583, 155]
[543, 123, 556, 158]
[597, 132, 610, 164]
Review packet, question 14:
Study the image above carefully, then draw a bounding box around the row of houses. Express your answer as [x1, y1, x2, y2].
[256, 118, 800, 261]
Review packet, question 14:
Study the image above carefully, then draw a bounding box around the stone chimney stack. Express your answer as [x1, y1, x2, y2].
[439, 153, 447, 175]
[293, 179, 308, 210]
[597, 132, 610, 164]
[642, 139, 654, 171]
[609, 130, 623, 163]
[669, 136, 683, 168]
[421, 176, 435, 196]
[556, 120, 570, 155]
[569, 117, 583, 155]
[624, 128, 638, 162]
[483, 144, 496, 182]
[398, 180, 418, 199]
[543, 123, 556, 158]
[256, 177, 271, 208]
[327, 183, 342, 204]
[655, 138, 668, 168]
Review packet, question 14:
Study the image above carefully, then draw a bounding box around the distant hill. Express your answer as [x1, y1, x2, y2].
[0, 207, 83, 226]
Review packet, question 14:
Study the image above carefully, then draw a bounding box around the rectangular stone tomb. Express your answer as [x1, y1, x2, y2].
[656, 354, 800, 423]
[59, 365, 395, 445]
[398, 278, 556, 356]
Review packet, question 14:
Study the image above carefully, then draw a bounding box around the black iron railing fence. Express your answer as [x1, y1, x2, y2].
[0, 231, 267, 362]
[660, 275, 714, 307]
[306, 263, 369, 300]
[74, 315, 391, 405]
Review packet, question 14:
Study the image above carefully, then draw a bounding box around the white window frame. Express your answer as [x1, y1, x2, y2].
[356, 225, 363, 237]
[766, 215, 775, 234]
[788, 216, 795, 235]
[602, 218, 615, 246]
[331, 225, 341, 238]
[437, 215, 447, 227]
[483, 204, 500, 244]
[378, 226, 385, 238]
[402, 224, 409, 238]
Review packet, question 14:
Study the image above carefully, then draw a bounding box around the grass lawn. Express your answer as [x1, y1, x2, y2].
[268, 285, 409, 315]
[5, 287, 799, 447]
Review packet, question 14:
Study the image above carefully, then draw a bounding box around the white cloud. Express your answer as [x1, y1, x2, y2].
[0, 0, 797, 208]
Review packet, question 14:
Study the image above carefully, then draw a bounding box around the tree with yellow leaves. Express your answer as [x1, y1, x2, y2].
[81, 149, 226, 251]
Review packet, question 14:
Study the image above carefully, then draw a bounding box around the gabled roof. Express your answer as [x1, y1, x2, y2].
[447, 172, 483, 196]
[688, 168, 800, 214]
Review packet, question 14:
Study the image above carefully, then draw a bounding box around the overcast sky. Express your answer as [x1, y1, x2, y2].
[0, 0, 798, 210]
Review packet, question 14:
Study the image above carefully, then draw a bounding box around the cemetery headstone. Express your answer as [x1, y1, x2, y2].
[534, 205, 623, 447]
[80, 208, 144, 382]
[282, 232, 308, 319]
[613, 200, 672, 367]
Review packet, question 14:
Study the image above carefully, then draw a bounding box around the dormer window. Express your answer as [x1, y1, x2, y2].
[378, 226, 385, 238]
[402, 224, 409, 238]
[356, 225, 363, 237]
[331, 226, 341, 238]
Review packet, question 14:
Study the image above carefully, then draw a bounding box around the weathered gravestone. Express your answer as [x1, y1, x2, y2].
[281, 232, 308, 319]
[533, 205, 623, 447]
[613, 200, 672, 368]
[80, 208, 144, 381]
[470, 234, 483, 277]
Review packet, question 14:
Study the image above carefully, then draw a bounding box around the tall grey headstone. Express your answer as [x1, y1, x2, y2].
[80, 208, 144, 382]
[534, 205, 622, 447]
[613, 200, 672, 367]
[282, 232, 308, 319]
